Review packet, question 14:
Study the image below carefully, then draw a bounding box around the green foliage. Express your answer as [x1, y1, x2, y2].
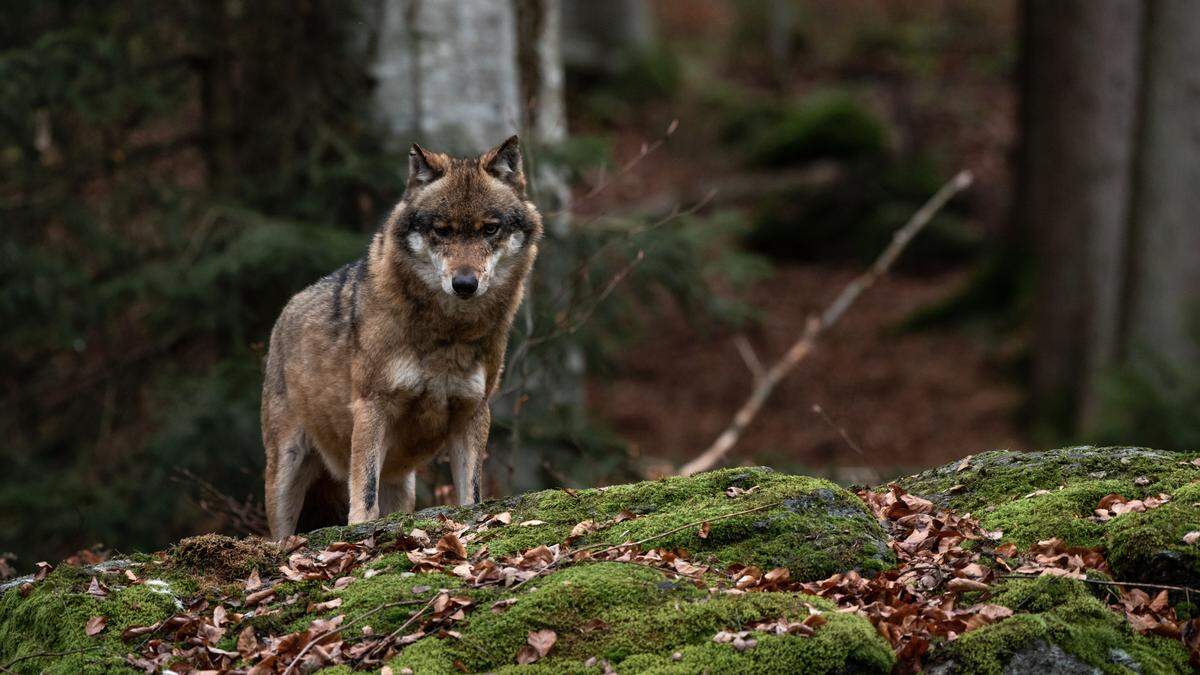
[746, 91, 889, 166]
[744, 153, 980, 270]
[0, 1, 401, 566]
[1091, 339, 1200, 453]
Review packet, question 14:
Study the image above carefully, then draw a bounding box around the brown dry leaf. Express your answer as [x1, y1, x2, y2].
[437, 533, 468, 560]
[86, 576, 107, 598]
[527, 628, 557, 657]
[956, 456, 972, 472]
[947, 578, 990, 593]
[1183, 531, 1200, 545]
[246, 567, 262, 591]
[698, 522, 711, 539]
[492, 598, 519, 613]
[34, 561, 52, 582]
[614, 510, 637, 523]
[519, 520, 547, 527]
[245, 586, 275, 606]
[309, 597, 343, 613]
[237, 625, 258, 657]
[490, 512, 512, 526]
[569, 520, 598, 541]
[85, 615, 107, 637]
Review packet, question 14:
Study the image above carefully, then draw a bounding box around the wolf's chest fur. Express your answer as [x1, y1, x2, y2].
[370, 342, 487, 455]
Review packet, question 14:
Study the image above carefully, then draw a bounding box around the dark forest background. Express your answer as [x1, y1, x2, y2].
[2, 0, 1197, 573]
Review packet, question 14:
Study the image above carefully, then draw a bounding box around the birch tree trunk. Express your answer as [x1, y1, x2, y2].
[371, 0, 521, 153]
[1120, 0, 1200, 374]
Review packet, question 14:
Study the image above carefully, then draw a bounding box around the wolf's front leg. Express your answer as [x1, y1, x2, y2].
[348, 399, 391, 524]
[449, 405, 490, 506]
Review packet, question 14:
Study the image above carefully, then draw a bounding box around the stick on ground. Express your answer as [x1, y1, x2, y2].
[679, 170, 974, 477]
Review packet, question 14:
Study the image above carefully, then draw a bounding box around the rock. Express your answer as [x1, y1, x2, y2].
[896, 446, 1200, 586]
[0, 467, 895, 674]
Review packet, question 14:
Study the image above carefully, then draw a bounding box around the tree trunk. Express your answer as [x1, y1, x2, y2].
[1120, 0, 1200, 373]
[371, 0, 521, 153]
[1023, 0, 1144, 432]
[561, 0, 654, 72]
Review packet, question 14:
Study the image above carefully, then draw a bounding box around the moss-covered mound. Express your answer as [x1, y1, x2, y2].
[926, 576, 1189, 674]
[4, 453, 1198, 673]
[0, 467, 896, 674]
[317, 466, 894, 580]
[895, 446, 1200, 585]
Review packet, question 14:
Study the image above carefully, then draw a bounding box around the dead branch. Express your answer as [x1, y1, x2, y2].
[280, 597, 429, 675]
[678, 170, 974, 477]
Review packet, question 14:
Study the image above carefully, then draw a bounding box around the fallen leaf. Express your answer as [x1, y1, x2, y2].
[698, 522, 711, 539]
[86, 576, 107, 598]
[947, 578, 990, 593]
[527, 628, 557, 657]
[1184, 531, 1200, 545]
[85, 615, 106, 636]
[237, 625, 258, 656]
[519, 520, 548, 527]
[437, 533, 468, 560]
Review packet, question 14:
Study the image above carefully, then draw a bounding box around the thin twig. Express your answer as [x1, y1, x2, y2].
[281, 598, 427, 675]
[678, 170, 973, 476]
[0, 646, 102, 673]
[1000, 573, 1200, 596]
[733, 335, 765, 383]
[811, 404, 864, 456]
[362, 593, 441, 661]
[545, 118, 679, 217]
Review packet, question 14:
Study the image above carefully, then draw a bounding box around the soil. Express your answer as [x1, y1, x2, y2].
[587, 263, 1026, 481]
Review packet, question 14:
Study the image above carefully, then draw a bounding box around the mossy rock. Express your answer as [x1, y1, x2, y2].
[894, 446, 1200, 586]
[314, 467, 895, 581]
[0, 468, 896, 673]
[926, 576, 1190, 674]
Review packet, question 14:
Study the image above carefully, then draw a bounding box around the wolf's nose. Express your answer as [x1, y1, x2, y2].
[452, 270, 479, 297]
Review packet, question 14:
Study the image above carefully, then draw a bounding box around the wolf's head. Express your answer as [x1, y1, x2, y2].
[393, 136, 541, 300]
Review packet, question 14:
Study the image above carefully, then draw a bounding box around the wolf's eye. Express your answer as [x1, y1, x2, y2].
[433, 225, 452, 238]
[482, 222, 500, 236]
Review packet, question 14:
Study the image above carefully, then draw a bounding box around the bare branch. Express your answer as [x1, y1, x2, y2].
[732, 335, 765, 383]
[678, 170, 973, 477]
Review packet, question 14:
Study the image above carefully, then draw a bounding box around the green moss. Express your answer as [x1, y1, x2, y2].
[747, 91, 889, 166]
[931, 576, 1190, 674]
[1105, 487, 1200, 586]
[474, 468, 893, 580]
[895, 447, 1200, 554]
[0, 566, 175, 673]
[387, 563, 892, 674]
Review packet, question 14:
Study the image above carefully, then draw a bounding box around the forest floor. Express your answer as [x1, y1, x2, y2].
[589, 261, 1027, 481]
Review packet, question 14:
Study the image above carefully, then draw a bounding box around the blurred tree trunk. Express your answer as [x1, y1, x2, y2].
[370, 0, 521, 154]
[368, 0, 580, 492]
[1120, 0, 1200, 375]
[1025, 0, 1200, 437]
[1023, 0, 1143, 433]
[561, 0, 654, 72]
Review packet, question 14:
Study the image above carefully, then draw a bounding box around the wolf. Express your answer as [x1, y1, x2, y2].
[261, 136, 541, 540]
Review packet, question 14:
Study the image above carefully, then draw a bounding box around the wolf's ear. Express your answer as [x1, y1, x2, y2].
[407, 143, 444, 190]
[483, 135, 525, 195]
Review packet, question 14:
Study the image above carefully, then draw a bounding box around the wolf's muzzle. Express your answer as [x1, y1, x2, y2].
[452, 269, 479, 298]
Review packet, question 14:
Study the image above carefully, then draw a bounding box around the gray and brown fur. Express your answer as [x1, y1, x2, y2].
[261, 136, 541, 539]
